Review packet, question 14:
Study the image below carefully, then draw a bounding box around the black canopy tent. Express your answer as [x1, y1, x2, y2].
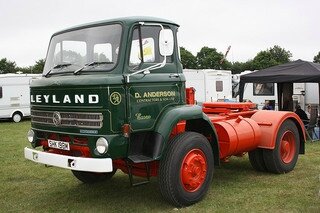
[239, 60, 320, 111]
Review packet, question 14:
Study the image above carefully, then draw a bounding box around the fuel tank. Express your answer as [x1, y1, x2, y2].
[213, 116, 262, 159]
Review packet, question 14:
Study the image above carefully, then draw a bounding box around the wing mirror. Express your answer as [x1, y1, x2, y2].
[159, 29, 174, 56]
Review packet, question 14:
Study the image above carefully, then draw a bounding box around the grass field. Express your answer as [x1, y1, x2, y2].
[0, 120, 319, 212]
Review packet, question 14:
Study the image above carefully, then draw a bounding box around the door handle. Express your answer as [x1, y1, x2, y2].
[169, 74, 179, 78]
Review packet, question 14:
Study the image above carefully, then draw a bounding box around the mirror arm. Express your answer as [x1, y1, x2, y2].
[126, 57, 166, 83]
[138, 26, 144, 63]
[139, 22, 164, 30]
[126, 22, 166, 83]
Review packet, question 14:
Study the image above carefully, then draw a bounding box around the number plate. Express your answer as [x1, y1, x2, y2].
[48, 139, 70, 151]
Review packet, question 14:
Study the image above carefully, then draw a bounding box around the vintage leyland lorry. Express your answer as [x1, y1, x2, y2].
[24, 17, 305, 207]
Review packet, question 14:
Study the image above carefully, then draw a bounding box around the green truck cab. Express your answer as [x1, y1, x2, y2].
[24, 17, 219, 206]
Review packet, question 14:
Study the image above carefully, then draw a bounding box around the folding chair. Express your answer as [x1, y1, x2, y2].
[305, 106, 319, 142]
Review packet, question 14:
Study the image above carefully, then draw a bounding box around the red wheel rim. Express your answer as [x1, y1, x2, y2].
[180, 149, 207, 192]
[280, 130, 296, 164]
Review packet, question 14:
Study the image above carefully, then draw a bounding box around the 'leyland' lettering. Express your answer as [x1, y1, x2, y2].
[30, 94, 99, 104]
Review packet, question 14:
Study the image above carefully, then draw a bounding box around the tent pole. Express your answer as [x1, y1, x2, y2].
[277, 83, 283, 111]
[239, 82, 244, 102]
[318, 83, 320, 110]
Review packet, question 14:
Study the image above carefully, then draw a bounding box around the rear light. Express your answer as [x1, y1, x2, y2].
[122, 124, 131, 138]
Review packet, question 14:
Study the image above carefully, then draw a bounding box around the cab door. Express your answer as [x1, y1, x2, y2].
[125, 24, 182, 132]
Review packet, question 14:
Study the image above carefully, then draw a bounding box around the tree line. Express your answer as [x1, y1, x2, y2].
[181, 45, 320, 74]
[0, 58, 45, 74]
[1, 46, 320, 74]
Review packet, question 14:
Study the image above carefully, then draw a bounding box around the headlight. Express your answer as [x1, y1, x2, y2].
[96, 137, 108, 154]
[27, 129, 35, 143]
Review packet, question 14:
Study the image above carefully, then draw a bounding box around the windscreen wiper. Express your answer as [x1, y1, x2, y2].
[74, 61, 113, 75]
[44, 63, 72, 77]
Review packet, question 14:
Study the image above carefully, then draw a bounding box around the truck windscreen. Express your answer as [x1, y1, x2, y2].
[43, 24, 122, 76]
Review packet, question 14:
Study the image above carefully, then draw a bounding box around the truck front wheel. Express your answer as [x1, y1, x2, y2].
[159, 132, 214, 207]
[72, 169, 117, 183]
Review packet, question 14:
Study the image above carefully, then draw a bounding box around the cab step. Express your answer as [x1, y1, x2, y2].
[128, 155, 153, 164]
[126, 155, 152, 187]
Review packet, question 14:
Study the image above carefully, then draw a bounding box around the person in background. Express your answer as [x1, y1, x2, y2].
[262, 100, 273, 110]
[294, 105, 309, 124]
[306, 104, 311, 119]
[245, 99, 258, 109]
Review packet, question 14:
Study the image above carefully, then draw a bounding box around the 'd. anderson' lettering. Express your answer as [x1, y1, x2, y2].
[30, 94, 99, 104]
[134, 91, 176, 99]
[143, 91, 175, 98]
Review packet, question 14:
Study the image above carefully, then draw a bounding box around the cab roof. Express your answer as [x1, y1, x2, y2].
[53, 16, 179, 36]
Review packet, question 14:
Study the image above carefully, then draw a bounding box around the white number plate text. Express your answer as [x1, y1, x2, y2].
[48, 139, 70, 151]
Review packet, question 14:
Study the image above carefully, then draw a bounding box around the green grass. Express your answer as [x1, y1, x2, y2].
[0, 121, 319, 212]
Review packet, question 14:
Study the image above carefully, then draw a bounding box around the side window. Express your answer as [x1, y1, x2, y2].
[0, 87, 2, 98]
[130, 37, 155, 65]
[253, 83, 274, 95]
[216, 81, 223, 92]
[94, 43, 112, 62]
[129, 26, 172, 69]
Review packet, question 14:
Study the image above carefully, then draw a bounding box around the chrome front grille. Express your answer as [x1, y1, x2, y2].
[31, 110, 103, 129]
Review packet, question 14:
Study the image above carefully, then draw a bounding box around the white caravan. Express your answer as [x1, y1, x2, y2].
[241, 82, 279, 110]
[0, 74, 41, 122]
[292, 83, 319, 110]
[183, 69, 233, 103]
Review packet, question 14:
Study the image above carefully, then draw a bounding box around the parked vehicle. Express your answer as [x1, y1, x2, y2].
[24, 17, 305, 207]
[0, 73, 41, 122]
[183, 69, 233, 103]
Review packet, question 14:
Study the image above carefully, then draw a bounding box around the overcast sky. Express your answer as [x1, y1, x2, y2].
[1, 0, 319, 67]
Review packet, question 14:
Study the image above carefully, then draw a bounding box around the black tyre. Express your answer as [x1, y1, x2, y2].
[263, 120, 300, 174]
[72, 169, 117, 183]
[248, 148, 267, 172]
[12, 112, 22, 123]
[159, 132, 214, 207]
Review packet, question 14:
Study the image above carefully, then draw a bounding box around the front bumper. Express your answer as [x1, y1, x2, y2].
[24, 147, 113, 173]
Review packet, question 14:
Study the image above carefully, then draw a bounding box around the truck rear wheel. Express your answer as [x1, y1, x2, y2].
[159, 132, 214, 207]
[248, 149, 267, 172]
[72, 169, 117, 183]
[263, 120, 300, 174]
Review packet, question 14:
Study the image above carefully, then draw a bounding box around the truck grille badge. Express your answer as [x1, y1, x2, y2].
[53, 111, 62, 126]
